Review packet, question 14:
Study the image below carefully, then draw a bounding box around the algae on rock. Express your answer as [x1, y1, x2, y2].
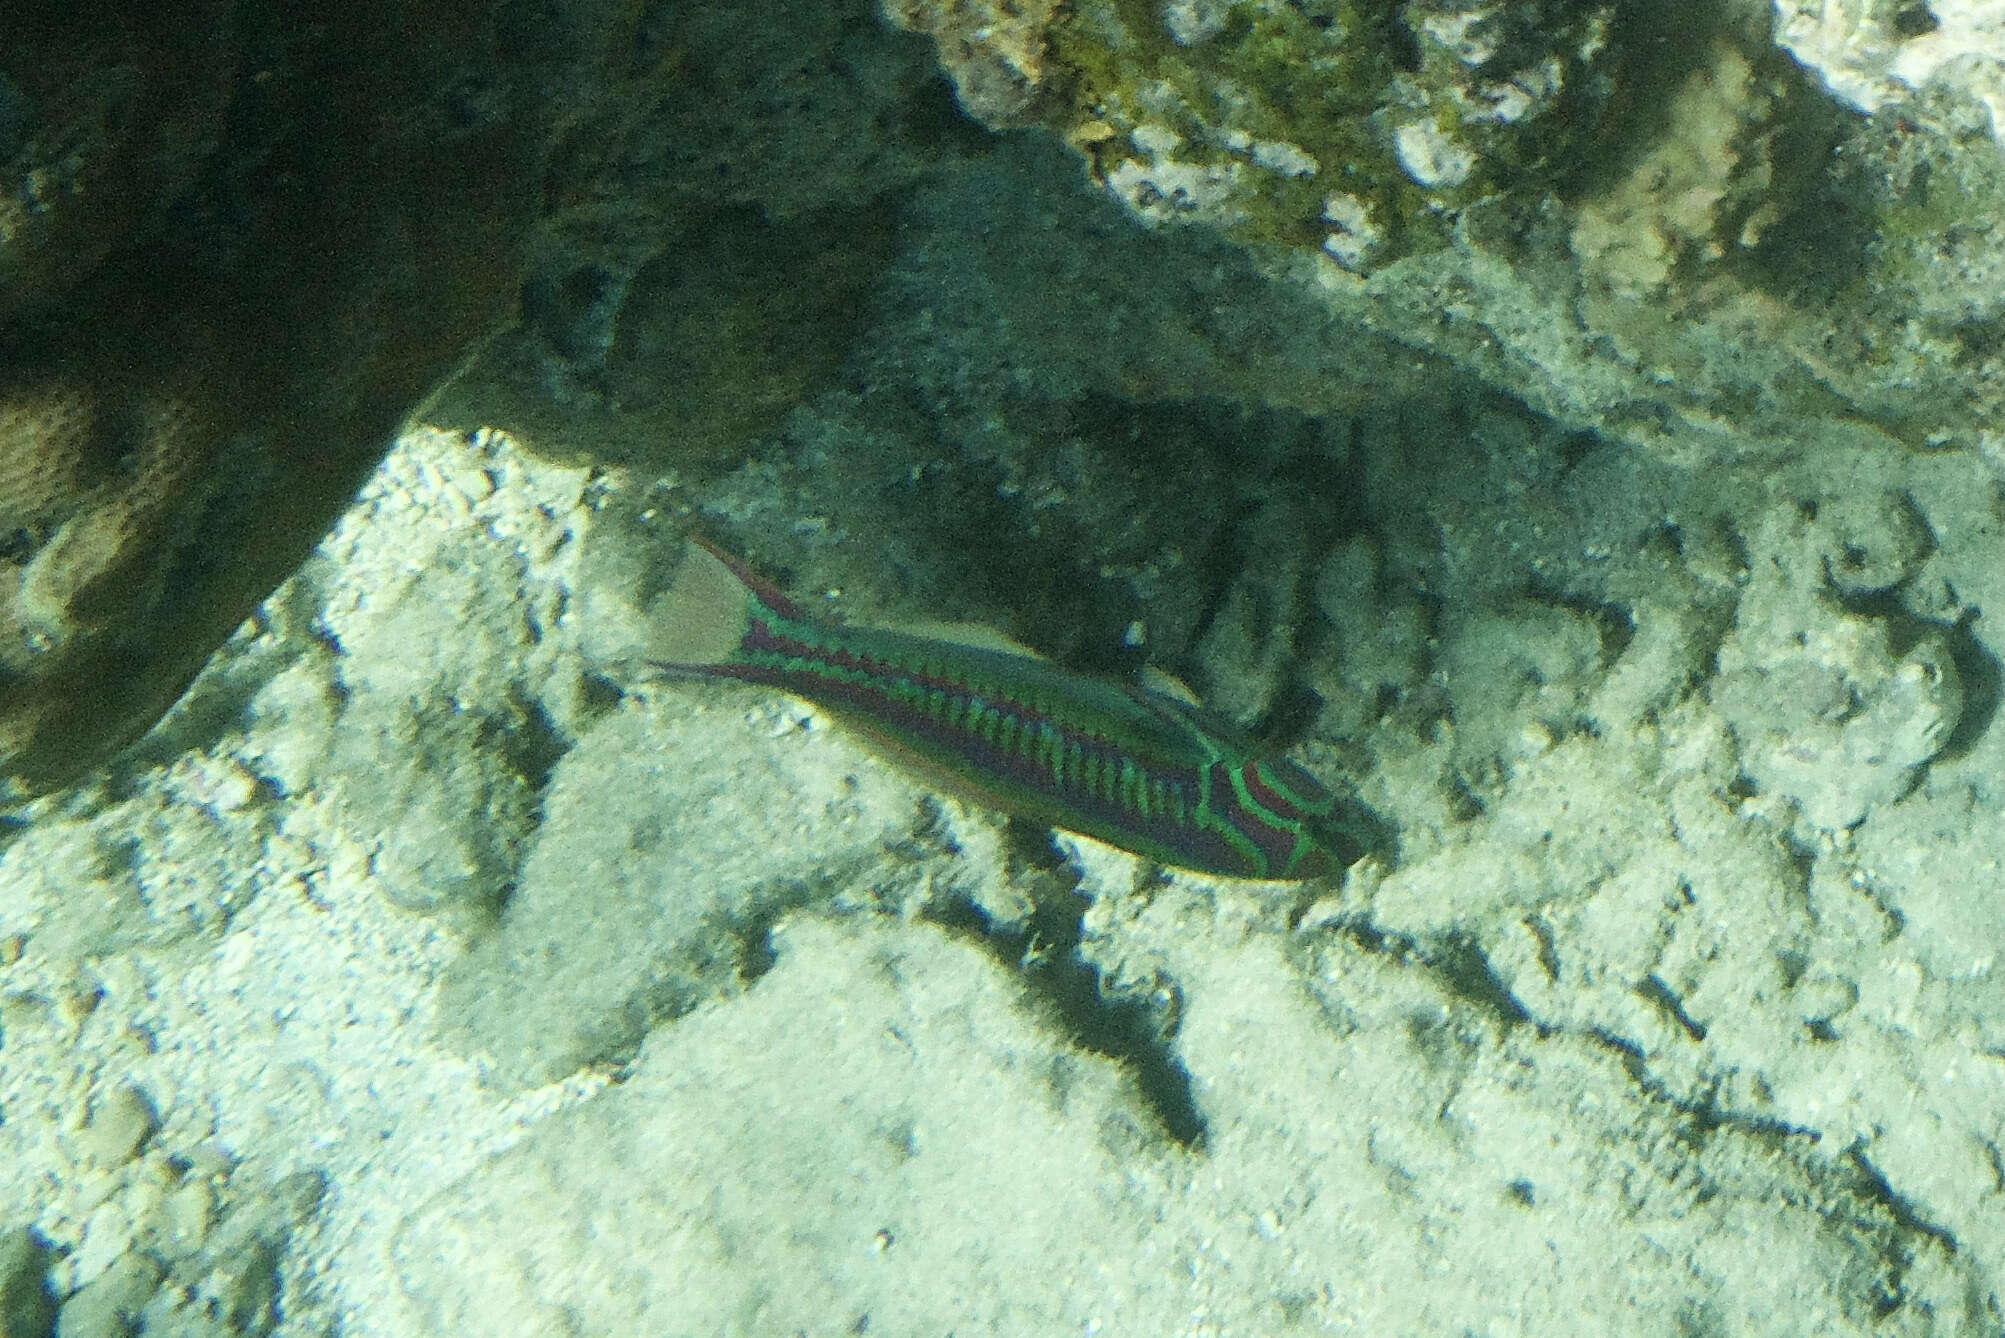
[883, 0, 2005, 467]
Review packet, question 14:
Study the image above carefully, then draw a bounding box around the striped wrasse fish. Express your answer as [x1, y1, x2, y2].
[650, 539, 1389, 881]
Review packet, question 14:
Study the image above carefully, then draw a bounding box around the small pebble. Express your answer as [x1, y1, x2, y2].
[72, 1199, 135, 1289]
[0, 1226, 56, 1338]
[53, 1251, 159, 1338]
[55, 984, 101, 1028]
[178, 1144, 236, 1183]
[79, 1085, 157, 1170]
[269, 1170, 328, 1226]
[158, 1180, 216, 1257]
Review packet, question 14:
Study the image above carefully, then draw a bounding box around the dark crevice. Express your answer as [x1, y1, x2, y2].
[1937, 610, 2001, 762]
[110, 630, 301, 781]
[1324, 917, 1964, 1324]
[1779, 828, 1820, 903]
[1578, 1027, 1964, 1327]
[1841, 1145, 1962, 1258]
[1425, 931, 1534, 1029]
[497, 689, 571, 804]
[919, 882, 1207, 1150]
[727, 874, 850, 992]
[1444, 770, 1487, 822]
[1526, 916, 1560, 981]
[1638, 973, 1708, 1042]
[577, 669, 627, 715]
[1524, 579, 1638, 665]
[1321, 919, 1535, 1035]
[1588, 1028, 1820, 1152]
[734, 906, 784, 985]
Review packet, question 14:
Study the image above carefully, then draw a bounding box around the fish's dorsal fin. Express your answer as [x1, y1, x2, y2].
[885, 619, 1048, 659]
[688, 536, 808, 621]
[896, 620, 1207, 711]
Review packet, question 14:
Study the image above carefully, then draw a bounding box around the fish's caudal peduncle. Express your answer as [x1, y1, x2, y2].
[650, 539, 1391, 881]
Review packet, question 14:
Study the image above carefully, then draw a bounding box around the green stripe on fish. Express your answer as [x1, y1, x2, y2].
[650, 539, 1389, 881]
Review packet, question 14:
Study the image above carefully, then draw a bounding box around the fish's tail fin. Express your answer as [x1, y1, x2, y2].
[647, 538, 793, 669]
